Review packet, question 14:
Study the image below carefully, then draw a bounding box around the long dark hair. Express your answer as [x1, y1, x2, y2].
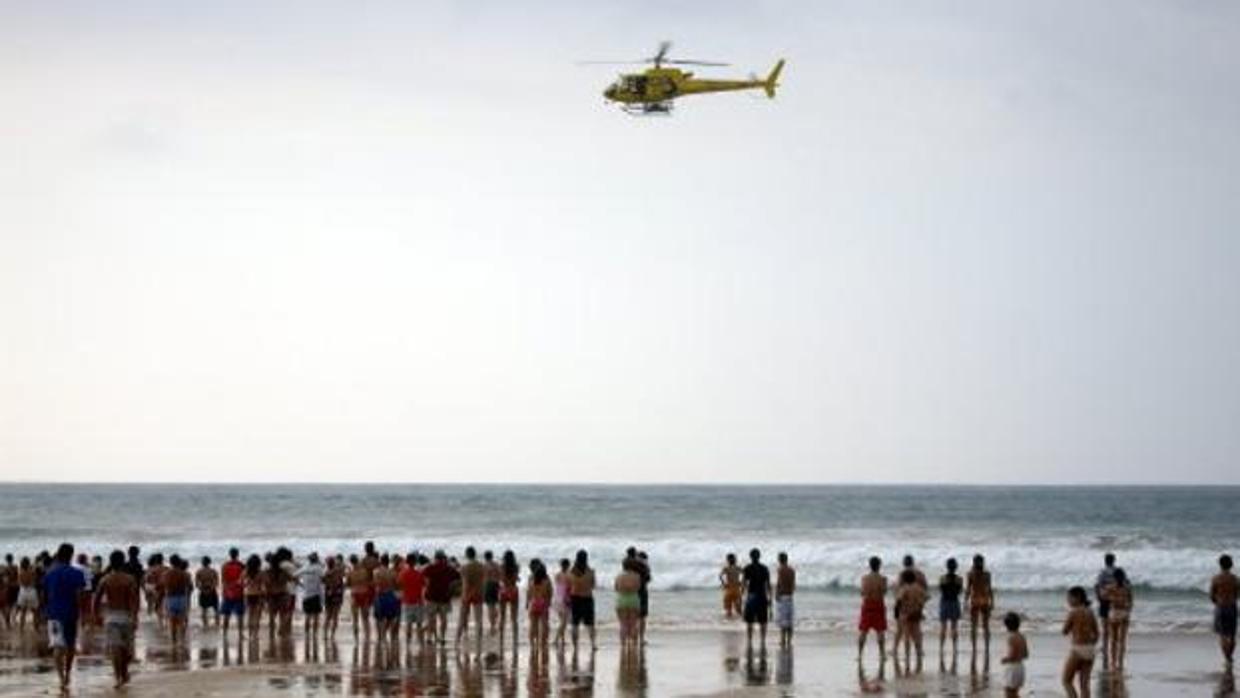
[572, 550, 589, 575]
[502, 550, 519, 580]
[531, 559, 548, 585]
[245, 554, 262, 579]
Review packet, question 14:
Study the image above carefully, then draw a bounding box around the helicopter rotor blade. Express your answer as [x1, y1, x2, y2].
[663, 59, 731, 67]
[575, 60, 647, 65]
[653, 40, 672, 65]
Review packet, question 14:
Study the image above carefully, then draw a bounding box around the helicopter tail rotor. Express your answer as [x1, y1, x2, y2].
[763, 58, 785, 98]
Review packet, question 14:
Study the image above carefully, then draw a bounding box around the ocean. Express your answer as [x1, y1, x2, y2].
[0, 484, 1232, 634]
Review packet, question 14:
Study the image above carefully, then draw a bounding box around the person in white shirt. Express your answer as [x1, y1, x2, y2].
[297, 553, 326, 638]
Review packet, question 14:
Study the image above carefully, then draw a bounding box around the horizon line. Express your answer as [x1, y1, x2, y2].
[1, 480, 1238, 488]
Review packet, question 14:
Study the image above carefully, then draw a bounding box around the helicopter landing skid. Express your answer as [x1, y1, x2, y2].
[622, 101, 673, 116]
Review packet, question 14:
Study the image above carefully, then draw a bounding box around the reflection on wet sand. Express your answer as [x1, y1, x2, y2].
[617, 645, 647, 695]
[857, 656, 886, 693]
[775, 645, 793, 686]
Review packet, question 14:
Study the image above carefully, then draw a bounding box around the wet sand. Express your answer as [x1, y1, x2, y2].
[0, 618, 1233, 696]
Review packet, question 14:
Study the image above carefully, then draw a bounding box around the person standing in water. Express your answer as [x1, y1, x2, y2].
[219, 548, 246, 641]
[1103, 567, 1133, 670]
[1093, 552, 1119, 665]
[195, 556, 220, 629]
[775, 552, 796, 648]
[498, 550, 521, 641]
[298, 552, 326, 640]
[632, 549, 652, 646]
[95, 550, 139, 690]
[965, 554, 994, 659]
[895, 569, 928, 672]
[858, 556, 888, 662]
[43, 543, 86, 693]
[568, 550, 597, 653]
[323, 555, 346, 640]
[1061, 586, 1100, 698]
[456, 547, 486, 648]
[552, 558, 572, 649]
[742, 548, 772, 651]
[397, 553, 426, 646]
[483, 550, 501, 635]
[526, 559, 553, 652]
[347, 554, 373, 641]
[163, 555, 194, 648]
[720, 554, 743, 620]
[422, 550, 458, 645]
[938, 558, 963, 661]
[614, 559, 642, 649]
[1211, 554, 1237, 666]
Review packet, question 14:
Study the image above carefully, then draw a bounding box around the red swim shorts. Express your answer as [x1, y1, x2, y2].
[859, 598, 887, 633]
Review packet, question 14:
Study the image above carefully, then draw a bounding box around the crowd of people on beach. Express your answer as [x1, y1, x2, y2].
[0, 542, 1235, 697]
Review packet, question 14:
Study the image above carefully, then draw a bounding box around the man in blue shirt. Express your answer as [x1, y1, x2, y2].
[44, 543, 86, 692]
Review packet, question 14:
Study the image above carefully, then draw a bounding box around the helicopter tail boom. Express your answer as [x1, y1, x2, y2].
[763, 59, 785, 99]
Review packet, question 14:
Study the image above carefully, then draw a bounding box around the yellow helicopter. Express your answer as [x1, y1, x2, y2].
[582, 42, 785, 115]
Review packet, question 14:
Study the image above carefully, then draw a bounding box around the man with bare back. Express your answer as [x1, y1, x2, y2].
[1212, 554, 1237, 666]
[96, 550, 140, 689]
[858, 556, 888, 661]
[456, 546, 486, 647]
[195, 557, 220, 628]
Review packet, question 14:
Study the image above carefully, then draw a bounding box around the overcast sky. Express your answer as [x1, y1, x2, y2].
[2, 1, 1237, 483]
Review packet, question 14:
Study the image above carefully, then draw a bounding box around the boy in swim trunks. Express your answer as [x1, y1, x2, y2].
[857, 556, 888, 662]
[775, 552, 796, 648]
[720, 554, 743, 620]
[1211, 554, 1238, 666]
[1061, 586, 1100, 698]
[966, 554, 994, 659]
[1000, 612, 1028, 696]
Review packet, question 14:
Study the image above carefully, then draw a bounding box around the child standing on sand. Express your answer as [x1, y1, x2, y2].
[1000, 612, 1028, 696]
[720, 554, 743, 620]
[1062, 586, 1100, 698]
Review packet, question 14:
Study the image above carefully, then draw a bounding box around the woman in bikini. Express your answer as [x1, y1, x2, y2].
[1062, 586, 1100, 698]
[323, 555, 346, 639]
[615, 559, 643, 650]
[1104, 568, 1133, 670]
[348, 554, 373, 640]
[966, 554, 994, 658]
[243, 554, 265, 639]
[526, 559, 552, 652]
[498, 550, 521, 641]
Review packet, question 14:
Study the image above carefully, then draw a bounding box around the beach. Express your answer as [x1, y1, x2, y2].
[0, 622, 1231, 696]
[2, 484, 1237, 694]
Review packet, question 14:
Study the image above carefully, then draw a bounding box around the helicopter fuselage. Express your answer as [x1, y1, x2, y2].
[604, 61, 783, 107]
